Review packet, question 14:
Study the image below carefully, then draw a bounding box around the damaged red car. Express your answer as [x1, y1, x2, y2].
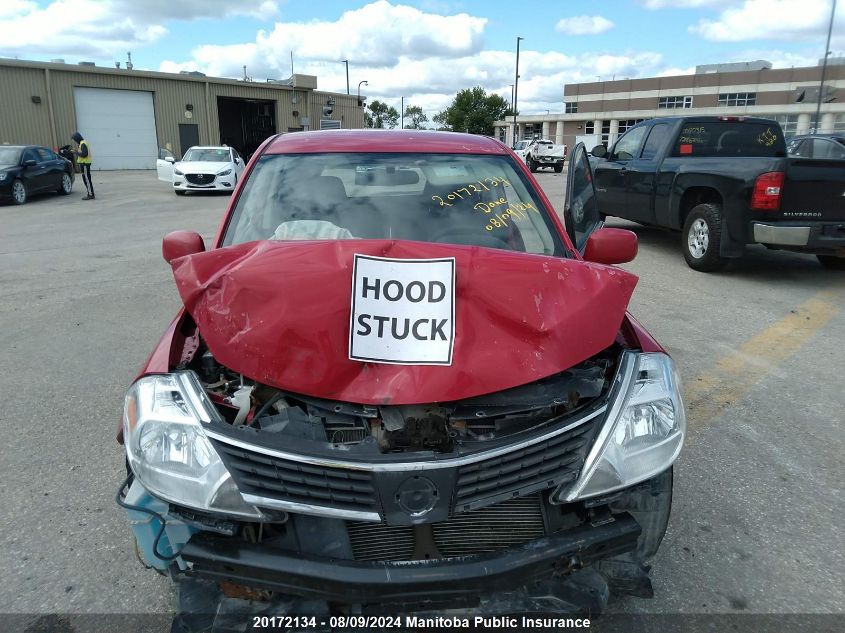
[117, 130, 686, 623]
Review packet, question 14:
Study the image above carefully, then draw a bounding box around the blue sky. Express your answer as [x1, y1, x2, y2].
[1, 0, 841, 116]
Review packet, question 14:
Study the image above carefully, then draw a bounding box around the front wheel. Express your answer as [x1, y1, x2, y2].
[58, 173, 73, 195]
[528, 157, 538, 173]
[12, 179, 27, 205]
[817, 255, 845, 270]
[554, 164, 563, 173]
[682, 203, 727, 272]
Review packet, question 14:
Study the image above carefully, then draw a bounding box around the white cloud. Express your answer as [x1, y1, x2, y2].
[0, 0, 280, 59]
[554, 15, 614, 35]
[690, 0, 842, 43]
[642, 0, 727, 8]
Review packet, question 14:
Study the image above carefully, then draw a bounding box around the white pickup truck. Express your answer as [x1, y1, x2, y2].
[513, 139, 567, 173]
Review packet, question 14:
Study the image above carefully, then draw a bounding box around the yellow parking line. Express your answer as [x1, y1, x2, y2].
[684, 289, 843, 439]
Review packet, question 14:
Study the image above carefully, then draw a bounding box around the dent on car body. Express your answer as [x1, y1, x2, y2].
[169, 239, 638, 404]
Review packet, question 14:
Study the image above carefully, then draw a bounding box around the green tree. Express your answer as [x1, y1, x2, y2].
[434, 87, 510, 135]
[403, 104, 428, 129]
[367, 100, 400, 129]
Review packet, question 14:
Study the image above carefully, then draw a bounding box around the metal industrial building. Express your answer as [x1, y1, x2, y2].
[495, 60, 845, 149]
[0, 58, 364, 170]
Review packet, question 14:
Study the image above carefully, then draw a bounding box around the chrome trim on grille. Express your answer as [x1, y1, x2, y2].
[240, 494, 382, 522]
[203, 405, 607, 473]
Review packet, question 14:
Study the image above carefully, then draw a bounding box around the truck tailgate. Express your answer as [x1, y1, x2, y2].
[780, 158, 845, 221]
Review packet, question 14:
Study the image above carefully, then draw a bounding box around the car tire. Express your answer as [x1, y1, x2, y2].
[554, 164, 563, 173]
[12, 179, 27, 205]
[58, 173, 73, 195]
[682, 203, 727, 272]
[174, 190, 186, 196]
[817, 255, 845, 270]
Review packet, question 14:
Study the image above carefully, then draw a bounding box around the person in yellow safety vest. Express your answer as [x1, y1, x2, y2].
[72, 131, 95, 200]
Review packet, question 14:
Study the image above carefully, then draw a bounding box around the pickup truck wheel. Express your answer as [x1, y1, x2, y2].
[817, 255, 845, 270]
[682, 203, 726, 272]
[554, 164, 563, 173]
[528, 157, 538, 173]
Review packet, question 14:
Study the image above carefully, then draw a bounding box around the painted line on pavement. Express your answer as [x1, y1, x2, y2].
[683, 288, 843, 440]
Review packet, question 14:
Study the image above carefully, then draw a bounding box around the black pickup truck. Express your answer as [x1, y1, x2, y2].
[591, 116, 845, 271]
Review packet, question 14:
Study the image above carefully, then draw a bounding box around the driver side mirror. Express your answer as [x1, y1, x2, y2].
[583, 228, 638, 265]
[23, 159, 37, 167]
[590, 145, 607, 158]
[164, 156, 175, 163]
[162, 230, 205, 263]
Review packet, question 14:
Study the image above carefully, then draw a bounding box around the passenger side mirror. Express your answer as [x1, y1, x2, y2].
[162, 230, 205, 263]
[591, 145, 607, 158]
[23, 159, 37, 167]
[583, 228, 638, 265]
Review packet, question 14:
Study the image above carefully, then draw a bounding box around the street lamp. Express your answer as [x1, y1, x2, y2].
[357, 80, 368, 106]
[401, 96, 405, 129]
[341, 59, 349, 95]
[513, 37, 523, 144]
[814, 0, 837, 133]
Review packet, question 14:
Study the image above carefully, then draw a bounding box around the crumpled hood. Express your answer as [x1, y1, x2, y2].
[171, 240, 637, 405]
[175, 161, 230, 173]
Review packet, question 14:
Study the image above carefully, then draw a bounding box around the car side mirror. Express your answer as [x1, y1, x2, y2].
[164, 156, 175, 163]
[590, 145, 607, 158]
[162, 230, 205, 263]
[23, 159, 37, 167]
[583, 228, 638, 265]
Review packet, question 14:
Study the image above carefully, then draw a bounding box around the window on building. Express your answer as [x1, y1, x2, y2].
[834, 114, 845, 133]
[617, 119, 647, 134]
[773, 114, 799, 136]
[499, 127, 506, 143]
[523, 123, 541, 140]
[717, 92, 756, 107]
[565, 102, 578, 114]
[601, 120, 610, 146]
[658, 95, 693, 109]
[585, 121, 595, 134]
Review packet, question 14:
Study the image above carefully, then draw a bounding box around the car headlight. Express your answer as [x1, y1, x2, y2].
[0, 172, 9, 181]
[123, 372, 264, 519]
[555, 352, 686, 502]
[217, 168, 232, 176]
[173, 169, 184, 176]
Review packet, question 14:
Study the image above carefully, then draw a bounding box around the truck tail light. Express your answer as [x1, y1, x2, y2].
[751, 171, 784, 211]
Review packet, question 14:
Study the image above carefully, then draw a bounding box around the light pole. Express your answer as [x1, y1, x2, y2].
[513, 37, 523, 145]
[509, 84, 514, 111]
[341, 59, 349, 95]
[814, 0, 837, 133]
[357, 80, 368, 106]
[401, 96, 405, 129]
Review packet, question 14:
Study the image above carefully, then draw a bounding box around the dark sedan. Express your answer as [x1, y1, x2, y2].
[787, 134, 845, 160]
[0, 145, 75, 205]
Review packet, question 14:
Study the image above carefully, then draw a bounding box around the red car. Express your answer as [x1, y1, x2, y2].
[117, 130, 685, 624]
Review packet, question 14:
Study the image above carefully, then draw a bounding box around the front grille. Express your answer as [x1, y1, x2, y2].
[348, 495, 545, 562]
[454, 418, 598, 512]
[185, 173, 215, 185]
[212, 441, 379, 515]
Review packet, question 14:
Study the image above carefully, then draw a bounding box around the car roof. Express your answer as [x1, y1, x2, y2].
[645, 116, 780, 125]
[264, 130, 509, 155]
[185, 146, 232, 151]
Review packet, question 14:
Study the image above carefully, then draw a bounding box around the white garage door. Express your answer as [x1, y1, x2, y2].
[73, 88, 158, 170]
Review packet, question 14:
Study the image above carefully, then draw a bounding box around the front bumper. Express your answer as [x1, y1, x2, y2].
[174, 174, 235, 191]
[180, 513, 640, 605]
[752, 221, 845, 254]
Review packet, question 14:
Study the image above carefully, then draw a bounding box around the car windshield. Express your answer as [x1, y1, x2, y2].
[514, 141, 529, 151]
[0, 147, 22, 166]
[223, 152, 566, 256]
[182, 148, 230, 162]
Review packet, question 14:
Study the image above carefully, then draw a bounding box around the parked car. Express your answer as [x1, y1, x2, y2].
[591, 116, 845, 271]
[156, 145, 245, 195]
[117, 131, 686, 626]
[787, 134, 845, 160]
[0, 145, 74, 205]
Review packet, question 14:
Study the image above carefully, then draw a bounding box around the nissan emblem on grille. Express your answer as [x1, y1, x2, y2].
[395, 476, 438, 517]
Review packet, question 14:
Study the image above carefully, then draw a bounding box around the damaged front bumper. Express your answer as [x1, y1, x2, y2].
[178, 513, 641, 605]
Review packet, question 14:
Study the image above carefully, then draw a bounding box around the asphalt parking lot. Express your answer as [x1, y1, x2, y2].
[1, 170, 843, 624]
